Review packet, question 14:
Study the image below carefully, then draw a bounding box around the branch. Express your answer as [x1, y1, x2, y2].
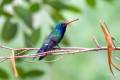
[0, 47, 120, 59]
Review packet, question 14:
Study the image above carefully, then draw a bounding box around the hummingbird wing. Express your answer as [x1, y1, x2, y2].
[37, 31, 62, 60]
[43, 31, 62, 50]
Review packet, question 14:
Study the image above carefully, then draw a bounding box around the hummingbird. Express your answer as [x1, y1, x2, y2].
[37, 19, 79, 60]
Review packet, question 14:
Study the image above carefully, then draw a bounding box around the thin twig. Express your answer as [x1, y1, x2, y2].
[10, 50, 18, 77]
[92, 35, 102, 48]
[0, 44, 13, 50]
[1, 47, 120, 60]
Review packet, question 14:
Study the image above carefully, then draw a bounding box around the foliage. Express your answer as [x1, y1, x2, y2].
[0, 0, 81, 79]
[0, 68, 9, 79]
[0, 0, 118, 80]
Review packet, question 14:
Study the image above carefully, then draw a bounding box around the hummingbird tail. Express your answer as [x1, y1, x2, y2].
[37, 49, 47, 60]
[39, 55, 46, 60]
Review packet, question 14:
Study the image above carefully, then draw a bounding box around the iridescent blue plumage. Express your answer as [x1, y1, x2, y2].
[37, 19, 78, 60]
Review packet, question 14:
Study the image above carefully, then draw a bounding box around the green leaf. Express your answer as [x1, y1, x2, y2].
[17, 67, 25, 78]
[50, 1, 66, 10]
[29, 3, 40, 13]
[2, 11, 13, 17]
[49, 1, 72, 10]
[1, 19, 18, 42]
[25, 0, 31, 2]
[0, 68, 9, 79]
[24, 28, 41, 47]
[24, 32, 33, 47]
[0, 6, 12, 17]
[47, 1, 65, 10]
[51, 10, 64, 22]
[64, 5, 81, 13]
[31, 28, 41, 45]
[0, 6, 3, 15]
[104, 0, 113, 2]
[47, 1, 81, 13]
[24, 70, 44, 78]
[14, 6, 33, 30]
[1, 0, 13, 5]
[86, 0, 96, 8]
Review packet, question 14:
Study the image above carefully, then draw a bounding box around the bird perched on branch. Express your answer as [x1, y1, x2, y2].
[37, 19, 79, 60]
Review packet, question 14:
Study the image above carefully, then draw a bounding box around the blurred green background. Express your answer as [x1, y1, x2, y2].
[0, 0, 120, 80]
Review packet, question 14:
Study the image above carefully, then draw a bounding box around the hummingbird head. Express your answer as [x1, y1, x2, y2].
[55, 18, 79, 32]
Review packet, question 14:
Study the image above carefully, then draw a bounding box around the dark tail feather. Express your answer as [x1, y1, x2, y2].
[37, 49, 47, 60]
[39, 55, 46, 60]
[33, 54, 45, 60]
[37, 46, 48, 60]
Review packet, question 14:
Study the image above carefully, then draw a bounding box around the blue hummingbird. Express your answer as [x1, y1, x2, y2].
[37, 19, 79, 60]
